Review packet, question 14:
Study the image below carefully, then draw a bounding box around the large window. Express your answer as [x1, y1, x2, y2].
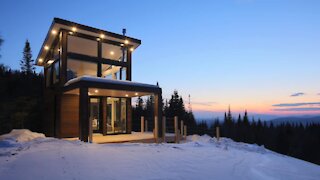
[52, 60, 60, 84]
[101, 64, 127, 80]
[45, 66, 52, 87]
[106, 97, 127, 134]
[102, 43, 127, 62]
[67, 59, 97, 80]
[67, 35, 98, 57]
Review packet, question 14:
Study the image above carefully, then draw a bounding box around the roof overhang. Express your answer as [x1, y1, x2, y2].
[63, 76, 161, 97]
[36, 18, 141, 65]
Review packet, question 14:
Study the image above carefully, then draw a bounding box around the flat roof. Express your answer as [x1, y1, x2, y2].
[64, 76, 161, 96]
[36, 18, 141, 65]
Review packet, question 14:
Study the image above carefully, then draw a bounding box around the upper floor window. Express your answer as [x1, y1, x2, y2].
[52, 60, 60, 84]
[102, 43, 127, 62]
[101, 64, 126, 80]
[67, 59, 97, 80]
[67, 36, 97, 57]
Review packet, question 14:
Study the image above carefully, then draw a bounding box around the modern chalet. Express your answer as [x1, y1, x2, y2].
[36, 18, 162, 142]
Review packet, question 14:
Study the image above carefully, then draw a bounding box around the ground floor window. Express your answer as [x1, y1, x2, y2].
[89, 97, 127, 134]
[106, 97, 127, 134]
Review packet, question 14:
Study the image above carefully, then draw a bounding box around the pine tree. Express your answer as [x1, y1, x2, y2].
[243, 110, 249, 125]
[20, 40, 35, 74]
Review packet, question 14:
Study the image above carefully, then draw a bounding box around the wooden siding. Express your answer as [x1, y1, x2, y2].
[60, 94, 79, 137]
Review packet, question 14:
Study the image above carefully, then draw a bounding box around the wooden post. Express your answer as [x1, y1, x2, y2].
[180, 120, 184, 136]
[145, 120, 148, 132]
[216, 127, 220, 141]
[79, 87, 89, 142]
[174, 116, 178, 143]
[141, 116, 144, 133]
[154, 116, 158, 143]
[162, 116, 166, 143]
[184, 125, 187, 139]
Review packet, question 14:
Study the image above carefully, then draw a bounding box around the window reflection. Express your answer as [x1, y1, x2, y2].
[102, 43, 127, 62]
[101, 64, 126, 80]
[67, 59, 97, 80]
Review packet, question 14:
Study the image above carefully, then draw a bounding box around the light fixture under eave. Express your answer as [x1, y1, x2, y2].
[100, 34, 105, 38]
[94, 89, 99, 93]
[51, 30, 57, 35]
[124, 39, 129, 44]
[44, 46, 49, 50]
[135, 93, 138, 96]
[96, 38, 101, 41]
[110, 51, 114, 55]
[38, 58, 43, 63]
[72, 27, 77, 32]
[130, 47, 134, 52]
[125, 94, 129, 97]
[47, 59, 55, 65]
[120, 43, 124, 47]
[68, 31, 74, 35]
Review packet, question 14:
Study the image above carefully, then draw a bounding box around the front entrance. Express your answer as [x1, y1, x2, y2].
[106, 97, 127, 134]
[89, 97, 127, 135]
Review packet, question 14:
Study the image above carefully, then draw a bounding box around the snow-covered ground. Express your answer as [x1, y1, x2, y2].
[0, 130, 319, 180]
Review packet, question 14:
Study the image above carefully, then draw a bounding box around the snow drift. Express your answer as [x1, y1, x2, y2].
[0, 130, 319, 180]
[0, 129, 45, 142]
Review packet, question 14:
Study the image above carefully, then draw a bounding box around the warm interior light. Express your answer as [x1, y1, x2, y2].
[51, 30, 57, 35]
[130, 47, 134, 52]
[135, 93, 138, 96]
[94, 89, 99, 93]
[44, 46, 49, 50]
[124, 40, 129, 44]
[100, 34, 105, 38]
[110, 51, 114, 55]
[72, 27, 77, 32]
[125, 94, 129, 97]
[47, 60, 54, 64]
[38, 58, 43, 63]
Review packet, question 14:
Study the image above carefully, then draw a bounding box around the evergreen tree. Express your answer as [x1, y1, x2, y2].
[20, 40, 35, 74]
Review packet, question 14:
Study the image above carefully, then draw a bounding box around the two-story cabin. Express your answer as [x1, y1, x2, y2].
[36, 18, 162, 142]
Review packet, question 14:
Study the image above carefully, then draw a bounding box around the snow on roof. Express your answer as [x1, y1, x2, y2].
[65, 76, 160, 89]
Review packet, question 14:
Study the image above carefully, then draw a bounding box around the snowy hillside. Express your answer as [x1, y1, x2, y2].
[0, 130, 319, 180]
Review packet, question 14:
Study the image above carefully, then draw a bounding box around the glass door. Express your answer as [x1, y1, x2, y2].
[106, 97, 127, 134]
[90, 98, 101, 133]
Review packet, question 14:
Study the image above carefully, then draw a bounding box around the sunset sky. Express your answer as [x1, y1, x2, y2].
[0, 0, 319, 119]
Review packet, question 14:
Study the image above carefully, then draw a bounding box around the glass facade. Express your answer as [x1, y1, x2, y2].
[67, 36, 97, 57]
[101, 64, 127, 80]
[106, 97, 127, 134]
[67, 59, 97, 80]
[102, 43, 127, 62]
[52, 60, 60, 84]
[90, 98, 100, 132]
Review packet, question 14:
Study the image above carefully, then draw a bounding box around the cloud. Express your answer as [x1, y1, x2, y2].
[192, 101, 217, 107]
[318, 93, 320, 95]
[272, 107, 320, 111]
[290, 92, 305, 97]
[272, 102, 320, 107]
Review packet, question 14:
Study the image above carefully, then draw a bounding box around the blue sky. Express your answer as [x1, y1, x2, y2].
[0, 0, 319, 119]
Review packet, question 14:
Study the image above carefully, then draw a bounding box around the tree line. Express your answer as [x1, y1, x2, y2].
[215, 109, 320, 165]
[132, 90, 197, 134]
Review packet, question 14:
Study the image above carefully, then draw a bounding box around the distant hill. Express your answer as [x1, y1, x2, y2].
[268, 116, 320, 126]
